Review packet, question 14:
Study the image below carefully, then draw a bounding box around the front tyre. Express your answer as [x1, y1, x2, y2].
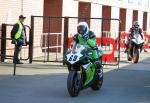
[67, 71, 81, 97]
[133, 47, 139, 63]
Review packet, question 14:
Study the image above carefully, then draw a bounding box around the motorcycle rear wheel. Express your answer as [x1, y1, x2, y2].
[67, 71, 81, 97]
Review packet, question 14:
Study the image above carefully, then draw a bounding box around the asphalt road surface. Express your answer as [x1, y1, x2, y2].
[0, 51, 150, 103]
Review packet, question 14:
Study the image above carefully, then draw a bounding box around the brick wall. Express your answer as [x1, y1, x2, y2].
[0, 0, 44, 59]
[0, 0, 43, 25]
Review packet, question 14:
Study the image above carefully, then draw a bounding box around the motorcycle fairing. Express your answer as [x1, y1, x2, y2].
[131, 33, 144, 45]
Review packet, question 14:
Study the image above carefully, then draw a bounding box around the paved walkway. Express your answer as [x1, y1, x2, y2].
[0, 49, 150, 75]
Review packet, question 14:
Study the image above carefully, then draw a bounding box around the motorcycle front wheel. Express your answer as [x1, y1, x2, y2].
[67, 71, 81, 97]
[132, 47, 139, 63]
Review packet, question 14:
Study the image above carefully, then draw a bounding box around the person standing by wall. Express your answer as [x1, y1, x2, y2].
[11, 15, 27, 64]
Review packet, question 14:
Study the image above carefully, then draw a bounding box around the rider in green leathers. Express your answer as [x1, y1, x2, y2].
[72, 22, 103, 78]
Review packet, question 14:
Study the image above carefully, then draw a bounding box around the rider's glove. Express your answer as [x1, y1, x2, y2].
[82, 34, 89, 41]
[16, 39, 24, 45]
[26, 41, 29, 45]
[11, 39, 16, 44]
[92, 46, 98, 50]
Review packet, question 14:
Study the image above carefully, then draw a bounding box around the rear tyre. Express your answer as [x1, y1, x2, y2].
[91, 69, 103, 90]
[67, 71, 80, 97]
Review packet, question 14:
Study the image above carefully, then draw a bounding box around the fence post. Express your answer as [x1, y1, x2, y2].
[29, 16, 34, 63]
[13, 42, 17, 76]
[117, 20, 121, 69]
[47, 16, 50, 61]
[63, 17, 69, 65]
[1, 24, 6, 62]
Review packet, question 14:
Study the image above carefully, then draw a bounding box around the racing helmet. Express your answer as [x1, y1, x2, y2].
[133, 21, 139, 28]
[77, 22, 89, 36]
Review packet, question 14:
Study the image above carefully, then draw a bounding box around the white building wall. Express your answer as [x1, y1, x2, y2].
[0, 0, 43, 26]
[0, 0, 21, 24]
[147, 13, 150, 33]
[23, 0, 44, 25]
[63, 0, 78, 17]
[62, 0, 79, 37]
[90, 3, 102, 37]
[126, 9, 133, 32]
[80, 0, 150, 12]
[110, 7, 119, 37]
[79, 0, 150, 32]
[138, 11, 143, 29]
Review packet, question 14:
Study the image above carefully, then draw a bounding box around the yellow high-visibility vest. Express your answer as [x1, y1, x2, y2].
[15, 21, 23, 39]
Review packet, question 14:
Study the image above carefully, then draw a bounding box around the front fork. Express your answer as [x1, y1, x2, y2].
[94, 60, 103, 78]
[97, 66, 103, 78]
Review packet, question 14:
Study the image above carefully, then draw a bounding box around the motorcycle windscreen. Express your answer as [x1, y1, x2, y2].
[131, 34, 144, 45]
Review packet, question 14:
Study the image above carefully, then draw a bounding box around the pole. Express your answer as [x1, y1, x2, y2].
[13, 42, 17, 76]
[63, 17, 69, 65]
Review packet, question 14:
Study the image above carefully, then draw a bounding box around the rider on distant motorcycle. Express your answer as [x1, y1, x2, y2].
[71, 22, 102, 78]
[125, 21, 144, 52]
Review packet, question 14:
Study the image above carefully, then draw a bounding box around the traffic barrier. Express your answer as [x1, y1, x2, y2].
[68, 32, 150, 62]
[68, 37, 117, 62]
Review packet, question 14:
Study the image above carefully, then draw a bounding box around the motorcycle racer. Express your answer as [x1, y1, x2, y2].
[125, 21, 144, 53]
[71, 22, 103, 78]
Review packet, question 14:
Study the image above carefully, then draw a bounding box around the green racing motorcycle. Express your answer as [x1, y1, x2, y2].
[64, 43, 104, 97]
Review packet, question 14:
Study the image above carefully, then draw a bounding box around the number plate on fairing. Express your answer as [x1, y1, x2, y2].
[66, 52, 83, 64]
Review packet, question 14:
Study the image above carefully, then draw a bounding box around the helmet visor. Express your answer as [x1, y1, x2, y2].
[77, 25, 87, 35]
